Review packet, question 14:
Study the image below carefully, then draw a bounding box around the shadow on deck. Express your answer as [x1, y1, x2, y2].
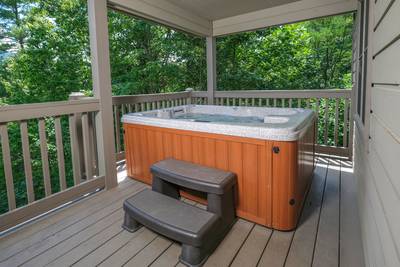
[0, 157, 364, 267]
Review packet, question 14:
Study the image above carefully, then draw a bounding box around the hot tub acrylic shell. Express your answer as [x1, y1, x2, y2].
[122, 106, 316, 231]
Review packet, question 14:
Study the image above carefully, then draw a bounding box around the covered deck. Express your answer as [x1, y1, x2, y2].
[0, 157, 363, 267]
[0, 0, 370, 266]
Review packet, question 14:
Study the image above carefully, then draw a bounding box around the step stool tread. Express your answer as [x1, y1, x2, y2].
[124, 189, 219, 245]
[151, 159, 236, 194]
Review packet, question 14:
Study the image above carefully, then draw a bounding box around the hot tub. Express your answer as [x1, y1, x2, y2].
[122, 105, 316, 231]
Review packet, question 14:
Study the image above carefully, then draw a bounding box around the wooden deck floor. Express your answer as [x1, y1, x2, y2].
[0, 157, 364, 267]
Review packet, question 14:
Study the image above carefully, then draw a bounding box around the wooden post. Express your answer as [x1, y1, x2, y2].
[185, 88, 193, 105]
[87, 0, 117, 189]
[206, 36, 216, 105]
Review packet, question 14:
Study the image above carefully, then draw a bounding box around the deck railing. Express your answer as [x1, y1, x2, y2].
[0, 98, 104, 231]
[112, 89, 353, 159]
[112, 91, 192, 161]
[0, 89, 352, 232]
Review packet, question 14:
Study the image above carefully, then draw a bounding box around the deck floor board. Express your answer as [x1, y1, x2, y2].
[0, 181, 144, 262]
[285, 160, 328, 267]
[0, 157, 364, 267]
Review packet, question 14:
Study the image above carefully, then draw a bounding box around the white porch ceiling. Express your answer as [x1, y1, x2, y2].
[163, 0, 299, 21]
[108, 0, 357, 36]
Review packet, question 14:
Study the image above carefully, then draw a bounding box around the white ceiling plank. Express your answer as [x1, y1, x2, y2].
[108, 0, 356, 37]
[212, 0, 357, 36]
[163, 0, 298, 20]
[108, 0, 212, 36]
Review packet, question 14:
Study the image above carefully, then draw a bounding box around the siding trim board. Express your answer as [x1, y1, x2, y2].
[372, 0, 396, 31]
[355, 0, 400, 265]
[372, 33, 400, 59]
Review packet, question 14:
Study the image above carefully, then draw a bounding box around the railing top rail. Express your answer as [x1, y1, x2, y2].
[192, 89, 352, 99]
[0, 98, 100, 123]
[112, 91, 190, 105]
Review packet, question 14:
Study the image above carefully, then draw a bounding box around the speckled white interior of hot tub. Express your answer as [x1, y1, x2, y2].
[121, 105, 315, 141]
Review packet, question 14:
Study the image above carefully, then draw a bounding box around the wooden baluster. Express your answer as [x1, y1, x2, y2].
[54, 117, 67, 190]
[343, 98, 349, 147]
[252, 98, 255, 106]
[334, 98, 340, 146]
[289, 98, 293, 108]
[20, 121, 35, 203]
[266, 99, 269, 107]
[69, 114, 82, 185]
[315, 98, 320, 144]
[297, 99, 301, 108]
[89, 112, 98, 176]
[128, 104, 132, 113]
[82, 113, 94, 180]
[114, 105, 121, 153]
[121, 104, 126, 114]
[140, 102, 145, 111]
[324, 98, 329, 145]
[0, 123, 16, 210]
[273, 98, 277, 107]
[245, 98, 249, 106]
[38, 118, 52, 196]
[258, 98, 262, 106]
[281, 99, 285, 107]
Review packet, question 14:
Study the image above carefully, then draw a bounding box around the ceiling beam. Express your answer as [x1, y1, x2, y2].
[108, 0, 212, 36]
[212, 0, 357, 36]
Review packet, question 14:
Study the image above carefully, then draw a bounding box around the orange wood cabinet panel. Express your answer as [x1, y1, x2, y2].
[123, 122, 315, 231]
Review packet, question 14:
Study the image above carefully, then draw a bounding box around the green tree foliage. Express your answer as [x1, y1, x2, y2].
[0, 0, 30, 52]
[0, 0, 353, 214]
[217, 15, 353, 90]
[108, 12, 206, 95]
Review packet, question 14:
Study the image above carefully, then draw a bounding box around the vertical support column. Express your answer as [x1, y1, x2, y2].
[206, 36, 216, 105]
[87, 0, 117, 189]
[185, 88, 193, 105]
